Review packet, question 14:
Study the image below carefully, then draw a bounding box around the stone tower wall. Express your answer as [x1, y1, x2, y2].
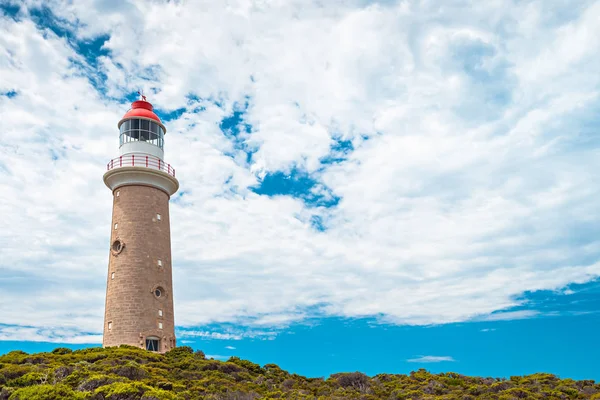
[103, 184, 176, 353]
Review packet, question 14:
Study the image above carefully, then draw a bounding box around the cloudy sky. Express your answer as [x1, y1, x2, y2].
[1, 0, 600, 379]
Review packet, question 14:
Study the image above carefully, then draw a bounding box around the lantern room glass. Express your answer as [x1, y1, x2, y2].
[119, 118, 164, 149]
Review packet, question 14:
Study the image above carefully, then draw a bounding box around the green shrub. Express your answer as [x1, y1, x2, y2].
[165, 346, 194, 362]
[331, 372, 370, 391]
[8, 384, 84, 400]
[0, 387, 14, 400]
[51, 348, 73, 355]
[140, 387, 178, 399]
[52, 366, 72, 382]
[94, 381, 153, 399]
[556, 385, 581, 398]
[76, 373, 120, 391]
[0, 346, 595, 400]
[113, 361, 148, 380]
[0, 352, 28, 366]
[227, 357, 263, 374]
[220, 362, 244, 374]
[0, 365, 30, 381]
[194, 350, 206, 359]
[9, 372, 49, 387]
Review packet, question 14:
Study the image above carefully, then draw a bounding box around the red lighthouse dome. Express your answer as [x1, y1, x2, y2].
[119, 100, 166, 133]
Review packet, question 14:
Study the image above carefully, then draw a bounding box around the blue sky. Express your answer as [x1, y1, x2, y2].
[1, 0, 600, 381]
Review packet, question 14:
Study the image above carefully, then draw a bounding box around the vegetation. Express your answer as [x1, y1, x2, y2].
[0, 345, 597, 399]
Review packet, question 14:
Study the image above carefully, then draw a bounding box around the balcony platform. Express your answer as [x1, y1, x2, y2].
[104, 155, 179, 196]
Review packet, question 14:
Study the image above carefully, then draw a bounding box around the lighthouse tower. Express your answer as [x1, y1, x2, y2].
[102, 97, 179, 353]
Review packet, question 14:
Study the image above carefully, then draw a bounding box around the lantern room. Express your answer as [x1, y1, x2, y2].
[117, 100, 167, 159]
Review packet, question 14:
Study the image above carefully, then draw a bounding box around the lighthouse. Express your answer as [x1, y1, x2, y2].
[102, 97, 179, 353]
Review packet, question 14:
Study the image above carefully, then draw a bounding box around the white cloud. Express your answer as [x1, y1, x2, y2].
[1, 0, 600, 342]
[179, 331, 243, 341]
[178, 329, 276, 341]
[480, 328, 497, 332]
[225, 346, 236, 350]
[407, 356, 456, 363]
[480, 310, 540, 322]
[0, 325, 102, 344]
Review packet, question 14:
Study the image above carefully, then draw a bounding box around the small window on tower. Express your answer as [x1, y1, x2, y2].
[158, 322, 163, 330]
[116, 191, 120, 197]
[157, 260, 162, 267]
[146, 337, 160, 352]
[158, 310, 163, 317]
[114, 223, 118, 230]
[154, 287, 163, 298]
[156, 214, 161, 221]
[111, 240, 124, 255]
[111, 272, 115, 280]
[108, 322, 112, 330]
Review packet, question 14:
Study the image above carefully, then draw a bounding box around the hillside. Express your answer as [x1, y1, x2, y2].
[0, 346, 598, 399]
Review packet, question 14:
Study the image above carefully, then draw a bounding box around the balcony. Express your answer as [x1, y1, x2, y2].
[106, 155, 176, 177]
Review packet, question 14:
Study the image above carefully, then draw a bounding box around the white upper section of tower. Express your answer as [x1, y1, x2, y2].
[103, 98, 179, 196]
[118, 118, 165, 159]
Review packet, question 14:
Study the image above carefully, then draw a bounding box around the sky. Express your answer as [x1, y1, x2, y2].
[0, 0, 599, 381]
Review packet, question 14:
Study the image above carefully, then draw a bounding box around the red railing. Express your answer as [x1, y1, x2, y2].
[106, 155, 176, 177]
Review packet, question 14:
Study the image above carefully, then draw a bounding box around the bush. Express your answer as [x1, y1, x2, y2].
[165, 346, 194, 361]
[156, 381, 173, 390]
[216, 391, 259, 400]
[76, 374, 119, 391]
[557, 385, 581, 397]
[0, 365, 30, 381]
[332, 372, 370, 391]
[51, 348, 73, 355]
[0, 352, 27, 366]
[0, 346, 596, 400]
[52, 366, 72, 382]
[219, 363, 244, 374]
[8, 384, 84, 400]
[0, 388, 13, 400]
[22, 356, 47, 365]
[194, 350, 206, 359]
[227, 358, 263, 374]
[10, 372, 49, 387]
[502, 388, 532, 398]
[423, 380, 447, 395]
[140, 388, 177, 400]
[93, 381, 153, 399]
[113, 361, 148, 380]
[490, 381, 513, 392]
